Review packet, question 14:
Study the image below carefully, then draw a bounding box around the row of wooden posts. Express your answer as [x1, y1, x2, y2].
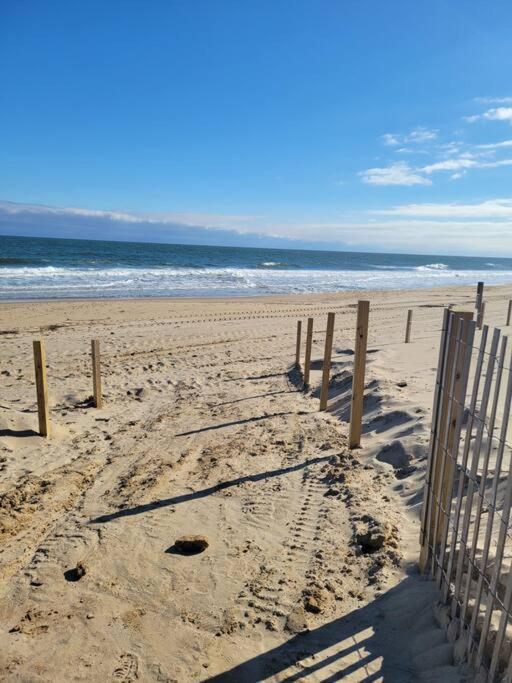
[294, 300, 370, 450]
[32, 338, 102, 437]
[293, 287, 512, 451]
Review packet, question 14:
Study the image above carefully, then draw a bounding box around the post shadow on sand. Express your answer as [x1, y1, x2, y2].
[204, 573, 444, 683]
[0, 428, 39, 438]
[89, 455, 332, 524]
[174, 411, 297, 437]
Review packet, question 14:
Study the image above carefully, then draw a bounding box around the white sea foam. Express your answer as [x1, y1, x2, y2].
[415, 263, 449, 271]
[1, 264, 512, 299]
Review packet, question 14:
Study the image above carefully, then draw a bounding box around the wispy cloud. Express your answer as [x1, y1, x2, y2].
[372, 199, 512, 218]
[476, 139, 512, 150]
[359, 162, 432, 186]
[465, 107, 512, 123]
[475, 96, 512, 105]
[380, 127, 438, 147]
[359, 155, 512, 187]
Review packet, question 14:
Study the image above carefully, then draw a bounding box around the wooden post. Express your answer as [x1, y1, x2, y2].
[91, 339, 102, 408]
[319, 312, 335, 411]
[405, 309, 413, 343]
[475, 281, 484, 313]
[295, 321, 302, 369]
[33, 340, 50, 437]
[303, 317, 314, 387]
[507, 300, 512, 326]
[349, 301, 370, 449]
[477, 301, 485, 330]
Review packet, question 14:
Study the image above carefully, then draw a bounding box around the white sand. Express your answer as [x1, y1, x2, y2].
[2, 284, 508, 681]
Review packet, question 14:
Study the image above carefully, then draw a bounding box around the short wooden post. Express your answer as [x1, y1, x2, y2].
[295, 321, 302, 369]
[303, 317, 314, 387]
[475, 281, 484, 313]
[405, 309, 413, 343]
[477, 301, 485, 330]
[507, 300, 512, 326]
[319, 312, 335, 411]
[349, 301, 370, 449]
[91, 339, 102, 408]
[33, 340, 50, 437]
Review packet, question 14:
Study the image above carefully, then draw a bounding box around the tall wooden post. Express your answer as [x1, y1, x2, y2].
[405, 309, 413, 343]
[319, 313, 335, 411]
[507, 300, 512, 326]
[349, 301, 370, 449]
[33, 340, 50, 437]
[295, 321, 302, 369]
[477, 301, 485, 330]
[303, 317, 314, 387]
[91, 339, 102, 408]
[475, 281, 484, 313]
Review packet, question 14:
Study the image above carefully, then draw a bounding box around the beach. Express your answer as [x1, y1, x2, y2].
[1, 283, 510, 681]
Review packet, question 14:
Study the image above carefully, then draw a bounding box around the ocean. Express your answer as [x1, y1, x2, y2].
[1, 235, 512, 300]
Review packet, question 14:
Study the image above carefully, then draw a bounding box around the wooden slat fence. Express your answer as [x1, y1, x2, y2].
[419, 308, 512, 681]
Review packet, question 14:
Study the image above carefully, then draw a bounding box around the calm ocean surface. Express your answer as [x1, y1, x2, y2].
[2, 235, 512, 300]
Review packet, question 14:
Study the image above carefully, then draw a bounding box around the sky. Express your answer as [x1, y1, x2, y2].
[2, 1, 512, 255]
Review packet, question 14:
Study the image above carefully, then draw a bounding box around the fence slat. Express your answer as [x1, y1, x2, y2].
[466, 336, 508, 660]
[435, 316, 475, 588]
[455, 328, 500, 626]
[303, 317, 314, 388]
[475, 343, 512, 672]
[430, 313, 473, 576]
[451, 327, 498, 617]
[349, 300, 369, 449]
[33, 339, 50, 437]
[419, 309, 450, 572]
[444, 326, 489, 606]
[319, 313, 335, 411]
[421, 311, 463, 575]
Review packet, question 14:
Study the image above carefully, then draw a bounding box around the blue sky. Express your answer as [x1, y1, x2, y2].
[2, 1, 512, 255]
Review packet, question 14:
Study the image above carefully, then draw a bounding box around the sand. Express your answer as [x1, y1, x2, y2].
[1, 284, 509, 681]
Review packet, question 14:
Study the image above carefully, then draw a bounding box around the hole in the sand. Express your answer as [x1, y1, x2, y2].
[166, 544, 206, 556]
[64, 567, 84, 582]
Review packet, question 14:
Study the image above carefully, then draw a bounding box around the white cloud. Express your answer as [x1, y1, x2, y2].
[372, 199, 512, 218]
[421, 158, 477, 174]
[407, 127, 438, 143]
[359, 162, 432, 186]
[475, 97, 512, 105]
[476, 139, 512, 150]
[381, 133, 400, 146]
[380, 127, 438, 147]
[466, 107, 512, 123]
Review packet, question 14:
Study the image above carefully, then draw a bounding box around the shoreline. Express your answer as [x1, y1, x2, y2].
[0, 280, 508, 308]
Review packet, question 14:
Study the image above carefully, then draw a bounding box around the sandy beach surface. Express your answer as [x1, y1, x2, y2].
[1, 284, 510, 682]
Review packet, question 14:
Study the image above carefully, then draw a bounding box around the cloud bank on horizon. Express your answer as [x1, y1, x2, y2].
[4, 192, 512, 257]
